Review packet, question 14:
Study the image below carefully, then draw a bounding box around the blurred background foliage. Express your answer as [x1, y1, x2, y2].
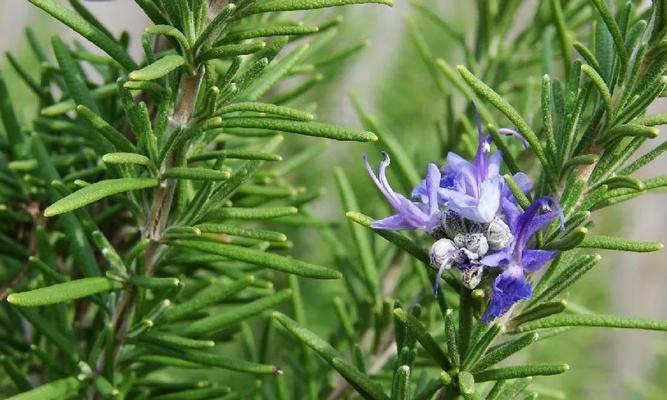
[0, 1, 665, 399]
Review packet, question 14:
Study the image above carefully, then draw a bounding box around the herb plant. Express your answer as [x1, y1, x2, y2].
[0, 0, 391, 398]
[1, 0, 666, 400]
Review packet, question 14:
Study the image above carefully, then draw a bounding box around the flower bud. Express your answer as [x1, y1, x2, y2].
[453, 233, 489, 259]
[486, 217, 513, 250]
[429, 238, 463, 267]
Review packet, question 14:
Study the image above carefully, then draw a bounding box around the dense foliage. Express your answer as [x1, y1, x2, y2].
[0, 0, 666, 399]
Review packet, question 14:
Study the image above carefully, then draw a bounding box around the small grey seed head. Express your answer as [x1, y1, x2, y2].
[429, 238, 462, 267]
[486, 217, 513, 250]
[453, 233, 489, 259]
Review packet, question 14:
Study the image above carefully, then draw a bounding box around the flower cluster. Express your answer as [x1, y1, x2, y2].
[364, 115, 562, 322]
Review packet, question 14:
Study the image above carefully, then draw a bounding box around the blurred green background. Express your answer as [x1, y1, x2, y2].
[1, 1, 666, 398]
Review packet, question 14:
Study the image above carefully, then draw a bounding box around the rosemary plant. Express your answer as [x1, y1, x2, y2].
[264, 1, 667, 400]
[0, 0, 392, 398]
[1, 0, 667, 399]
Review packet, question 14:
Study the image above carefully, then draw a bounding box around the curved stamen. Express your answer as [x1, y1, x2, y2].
[433, 250, 456, 296]
[363, 153, 401, 209]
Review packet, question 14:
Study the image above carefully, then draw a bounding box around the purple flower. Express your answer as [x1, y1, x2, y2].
[413, 116, 529, 224]
[479, 197, 563, 322]
[364, 152, 442, 232]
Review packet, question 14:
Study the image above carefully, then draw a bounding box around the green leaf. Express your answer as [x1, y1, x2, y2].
[163, 167, 231, 181]
[151, 387, 230, 400]
[590, 0, 629, 78]
[196, 224, 287, 242]
[436, 309, 457, 369]
[458, 371, 475, 397]
[15, 307, 77, 357]
[503, 174, 531, 209]
[52, 36, 99, 115]
[145, 25, 191, 52]
[345, 212, 430, 264]
[619, 140, 667, 175]
[273, 312, 338, 360]
[76, 105, 137, 153]
[331, 357, 390, 400]
[190, 148, 282, 162]
[349, 93, 421, 190]
[434, 59, 496, 124]
[573, 41, 601, 72]
[217, 102, 314, 121]
[1, 355, 32, 391]
[335, 169, 380, 301]
[92, 376, 118, 399]
[7, 277, 123, 306]
[206, 206, 298, 220]
[31, 134, 102, 278]
[393, 308, 450, 369]
[41, 83, 116, 116]
[548, 0, 572, 77]
[128, 276, 180, 289]
[473, 333, 539, 372]
[487, 378, 532, 400]
[193, 3, 237, 50]
[543, 226, 588, 250]
[597, 124, 659, 146]
[581, 64, 612, 117]
[172, 240, 342, 279]
[129, 55, 185, 81]
[531, 254, 600, 305]
[462, 324, 502, 371]
[579, 234, 663, 252]
[102, 152, 154, 168]
[145, 346, 280, 375]
[139, 331, 215, 350]
[221, 25, 319, 43]
[273, 312, 389, 400]
[161, 277, 254, 322]
[44, 178, 158, 217]
[5, 377, 82, 400]
[541, 75, 558, 162]
[457, 65, 554, 183]
[391, 365, 411, 400]
[599, 175, 645, 191]
[0, 72, 23, 149]
[27, 0, 136, 70]
[473, 364, 569, 382]
[216, 117, 377, 142]
[509, 301, 567, 329]
[515, 314, 667, 332]
[562, 154, 598, 171]
[199, 42, 267, 62]
[236, 44, 310, 101]
[241, 0, 393, 17]
[185, 289, 293, 336]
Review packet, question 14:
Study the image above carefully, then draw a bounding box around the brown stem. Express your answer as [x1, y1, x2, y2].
[98, 68, 205, 386]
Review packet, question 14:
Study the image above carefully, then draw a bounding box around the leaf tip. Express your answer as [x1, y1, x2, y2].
[6, 293, 17, 304]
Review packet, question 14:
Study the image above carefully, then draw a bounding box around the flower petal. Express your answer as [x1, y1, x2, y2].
[425, 163, 441, 215]
[522, 249, 558, 272]
[371, 215, 415, 231]
[482, 267, 532, 323]
[364, 153, 401, 210]
[479, 249, 510, 267]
